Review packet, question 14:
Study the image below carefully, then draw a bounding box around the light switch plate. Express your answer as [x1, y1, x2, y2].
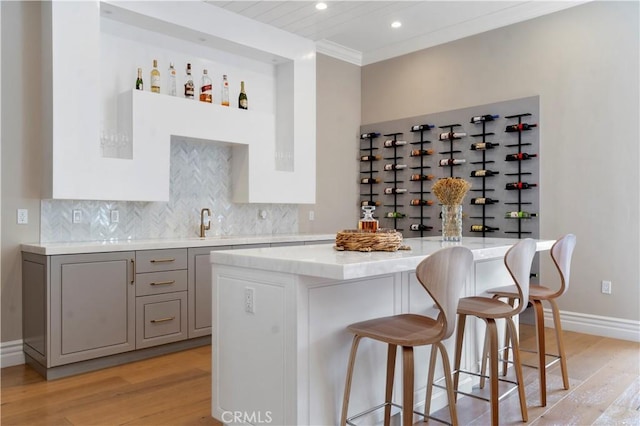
[72, 209, 82, 224]
[17, 209, 28, 224]
[110, 210, 120, 223]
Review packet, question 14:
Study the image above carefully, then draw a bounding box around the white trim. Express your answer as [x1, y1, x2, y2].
[544, 309, 640, 343]
[1, 340, 25, 368]
[316, 39, 362, 66]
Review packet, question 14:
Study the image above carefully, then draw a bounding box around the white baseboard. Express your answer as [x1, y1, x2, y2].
[1, 340, 25, 368]
[543, 309, 640, 342]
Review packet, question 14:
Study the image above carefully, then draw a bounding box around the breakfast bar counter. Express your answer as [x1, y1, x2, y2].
[210, 237, 553, 425]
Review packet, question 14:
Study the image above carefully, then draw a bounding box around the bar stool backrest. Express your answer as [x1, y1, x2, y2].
[550, 234, 577, 298]
[415, 246, 473, 340]
[504, 238, 537, 316]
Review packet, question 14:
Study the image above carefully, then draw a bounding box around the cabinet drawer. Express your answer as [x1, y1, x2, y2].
[136, 270, 187, 296]
[136, 292, 187, 349]
[135, 249, 187, 273]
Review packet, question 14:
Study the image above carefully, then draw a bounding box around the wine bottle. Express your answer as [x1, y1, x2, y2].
[505, 182, 538, 190]
[385, 212, 406, 218]
[410, 224, 433, 231]
[439, 158, 466, 166]
[167, 62, 177, 96]
[135, 68, 143, 91]
[360, 177, 381, 184]
[360, 132, 380, 139]
[470, 114, 499, 123]
[505, 211, 539, 218]
[471, 169, 499, 177]
[410, 149, 434, 156]
[410, 199, 433, 206]
[470, 142, 499, 150]
[360, 155, 381, 161]
[410, 174, 434, 181]
[505, 153, 537, 161]
[361, 200, 381, 207]
[411, 124, 433, 131]
[384, 188, 407, 194]
[505, 123, 537, 132]
[470, 225, 499, 232]
[384, 139, 407, 147]
[221, 74, 230, 107]
[439, 132, 467, 140]
[238, 81, 248, 109]
[184, 63, 194, 99]
[384, 164, 407, 171]
[150, 59, 160, 93]
[471, 197, 499, 205]
[200, 69, 212, 103]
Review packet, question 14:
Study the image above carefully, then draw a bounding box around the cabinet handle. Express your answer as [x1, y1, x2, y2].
[150, 258, 176, 263]
[130, 259, 135, 285]
[150, 316, 175, 323]
[150, 280, 175, 286]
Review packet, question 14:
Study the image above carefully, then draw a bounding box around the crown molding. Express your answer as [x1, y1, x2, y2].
[316, 39, 362, 66]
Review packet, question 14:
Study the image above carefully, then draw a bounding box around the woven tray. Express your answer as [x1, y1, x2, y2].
[334, 229, 411, 252]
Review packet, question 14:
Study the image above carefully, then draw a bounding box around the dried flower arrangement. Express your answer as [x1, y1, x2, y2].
[432, 177, 471, 205]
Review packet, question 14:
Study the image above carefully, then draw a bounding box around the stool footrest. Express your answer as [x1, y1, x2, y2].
[346, 402, 449, 426]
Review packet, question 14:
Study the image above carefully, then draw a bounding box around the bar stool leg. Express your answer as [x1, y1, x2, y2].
[384, 344, 397, 426]
[401, 346, 414, 426]
[424, 344, 438, 418]
[506, 317, 528, 422]
[479, 330, 489, 389]
[549, 299, 570, 390]
[485, 319, 500, 426]
[341, 335, 362, 426]
[532, 299, 547, 406]
[502, 298, 515, 376]
[437, 342, 459, 426]
[453, 314, 467, 401]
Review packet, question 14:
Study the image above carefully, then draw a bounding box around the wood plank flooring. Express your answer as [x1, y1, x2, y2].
[2, 325, 638, 425]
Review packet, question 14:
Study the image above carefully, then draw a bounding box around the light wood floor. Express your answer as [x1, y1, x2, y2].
[2, 325, 639, 425]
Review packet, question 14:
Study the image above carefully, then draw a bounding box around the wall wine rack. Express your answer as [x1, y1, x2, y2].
[408, 124, 435, 236]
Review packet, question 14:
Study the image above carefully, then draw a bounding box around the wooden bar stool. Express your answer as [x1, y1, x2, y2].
[340, 246, 473, 426]
[452, 239, 536, 426]
[486, 234, 576, 406]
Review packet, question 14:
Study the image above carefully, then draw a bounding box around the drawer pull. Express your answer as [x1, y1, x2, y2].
[150, 258, 176, 263]
[150, 316, 175, 324]
[150, 280, 175, 286]
[130, 259, 135, 285]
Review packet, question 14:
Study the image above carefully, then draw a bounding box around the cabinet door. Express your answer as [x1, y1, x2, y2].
[50, 252, 135, 367]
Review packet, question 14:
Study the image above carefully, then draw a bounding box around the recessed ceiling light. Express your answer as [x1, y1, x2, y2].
[315, 2, 328, 11]
[391, 21, 402, 29]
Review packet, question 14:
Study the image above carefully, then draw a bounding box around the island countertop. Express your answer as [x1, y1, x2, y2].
[210, 236, 554, 280]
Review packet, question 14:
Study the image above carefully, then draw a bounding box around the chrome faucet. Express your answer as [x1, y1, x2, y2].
[200, 208, 211, 238]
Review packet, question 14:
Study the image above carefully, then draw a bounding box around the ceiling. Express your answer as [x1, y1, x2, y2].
[205, 1, 586, 65]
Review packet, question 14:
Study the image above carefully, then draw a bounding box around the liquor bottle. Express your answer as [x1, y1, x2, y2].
[358, 206, 378, 233]
[184, 63, 194, 99]
[470, 142, 499, 150]
[360, 132, 380, 139]
[410, 223, 433, 231]
[410, 174, 434, 181]
[150, 59, 160, 93]
[505, 153, 537, 161]
[471, 169, 499, 177]
[505, 211, 539, 218]
[135, 68, 143, 91]
[470, 225, 499, 232]
[471, 197, 499, 205]
[411, 124, 433, 131]
[410, 149, 434, 156]
[439, 132, 467, 140]
[360, 177, 381, 184]
[439, 158, 466, 166]
[221, 74, 230, 106]
[360, 155, 381, 161]
[361, 200, 381, 207]
[200, 69, 212, 103]
[238, 81, 248, 110]
[384, 139, 407, 147]
[470, 114, 499, 123]
[505, 123, 537, 132]
[384, 163, 407, 171]
[410, 199, 433, 206]
[505, 182, 538, 190]
[385, 212, 406, 218]
[384, 187, 407, 194]
[167, 62, 177, 96]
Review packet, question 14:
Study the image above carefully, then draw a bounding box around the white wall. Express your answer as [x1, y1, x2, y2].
[362, 1, 640, 322]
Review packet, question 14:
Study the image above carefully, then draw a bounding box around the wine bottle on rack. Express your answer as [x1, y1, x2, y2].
[360, 155, 381, 161]
[360, 132, 380, 139]
[470, 114, 499, 123]
[505, 182, 538, 190]
[360, 177, 381, 184]
[470, 142, 500, 150]
[410, 174, 434, 181]
[471, 197, 499, 205]
[470, 225, 499, 232]
[505, 153, 537, 161]
[385, 212, 406, 218]
[384, 140, 407, 147]
[505, 123, 537, 132]
[384, 188, 407, 194]
[410, 149, 434, 156]
[410, 224, 433, 231]
[505, 211, 538, 218]
[411, 124, 433, 131]
[471, 169, 499, 177]
[384, 163, 407, 171]
[439, 158, 466, 166]
[361, 200, 381, 207]
[439, 132, 467, 140]
[410, 199, 434, 206]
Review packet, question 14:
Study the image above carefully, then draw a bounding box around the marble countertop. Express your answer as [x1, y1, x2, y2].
[21, 234, 336, 255]
[209, 236, 555, 280]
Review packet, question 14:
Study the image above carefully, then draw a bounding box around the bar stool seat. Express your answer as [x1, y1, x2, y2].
[457, 297, 518, 318]
[347, 314, 442, 346]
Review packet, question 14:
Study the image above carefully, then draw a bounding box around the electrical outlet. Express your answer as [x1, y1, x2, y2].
[309, 210, 315, 221]
[244, 287, 255, 314]
[601, 280, 612, 294]
[72, 209, 82, 224]
[17, 209, 28, 225]
[110, 210, 120, 223]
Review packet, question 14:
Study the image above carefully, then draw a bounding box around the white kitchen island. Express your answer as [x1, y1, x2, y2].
[210, 237, 553, 426]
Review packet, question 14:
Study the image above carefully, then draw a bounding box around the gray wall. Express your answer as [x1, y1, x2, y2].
[362, 1, 640, 322]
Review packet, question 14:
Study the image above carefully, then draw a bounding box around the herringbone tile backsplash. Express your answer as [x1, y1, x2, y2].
[41, 139, 298, 242]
